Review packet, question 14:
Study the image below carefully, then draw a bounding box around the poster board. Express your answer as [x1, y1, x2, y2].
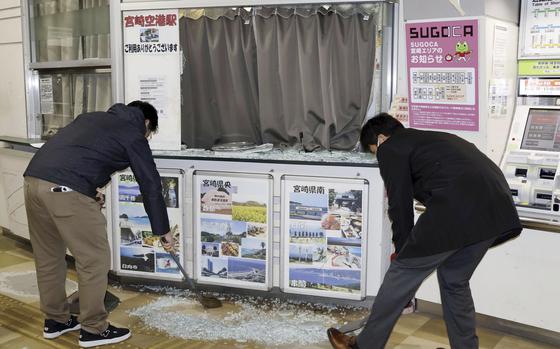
[405, 19, 479, 131]
[519, 0, 560, 59]
[194, 171, 273, 291]
[113, 169, 183, 280]
[281, 176, 368, 300]
[123, 9, 181, 150]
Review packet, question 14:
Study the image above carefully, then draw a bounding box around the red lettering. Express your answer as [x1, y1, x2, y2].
[156, 14, 166, 26]
[166, 14, 177, 26]
[124, 15, 134, 27]
[134, 15, 145, 26]
[145, 15, 156, 27]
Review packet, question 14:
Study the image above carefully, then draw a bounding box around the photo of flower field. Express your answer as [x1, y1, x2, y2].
[232, 203, 267, 223]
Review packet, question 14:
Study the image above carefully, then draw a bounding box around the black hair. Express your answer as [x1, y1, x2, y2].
[360, 112, 404, 151]
[127, 100, 158, 133]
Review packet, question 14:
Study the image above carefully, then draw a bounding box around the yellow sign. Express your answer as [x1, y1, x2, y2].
[518, 60, 560, 76]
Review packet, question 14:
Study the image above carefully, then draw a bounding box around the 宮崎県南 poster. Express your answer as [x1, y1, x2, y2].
[284, 176, 367, 299]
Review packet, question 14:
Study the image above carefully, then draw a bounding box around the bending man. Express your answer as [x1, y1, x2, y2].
[23, 101, 175, 348]
[328, 113, 522, 349]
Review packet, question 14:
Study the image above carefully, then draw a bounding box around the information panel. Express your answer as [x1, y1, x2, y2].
[406, 19, 479, 131]
[194, 172, 272, 290]
[282, 176, 368, 300]
[113, 169, 183, 279]
[123, 9, 181, 150]
[521, 108, 560, 152]
[520, 0, 560, 59]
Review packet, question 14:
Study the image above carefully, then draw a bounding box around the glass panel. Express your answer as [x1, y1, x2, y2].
[31, 0, 110, 62]
[39, 71, 112, 138]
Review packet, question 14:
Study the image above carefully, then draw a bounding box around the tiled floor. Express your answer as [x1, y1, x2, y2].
[0, 233, 556, 349]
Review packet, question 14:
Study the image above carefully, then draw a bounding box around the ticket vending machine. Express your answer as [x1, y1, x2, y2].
[501, 106, 560, 220]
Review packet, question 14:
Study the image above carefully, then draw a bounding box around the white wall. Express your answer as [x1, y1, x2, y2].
[0, 0, 27, 138]
[0, 148, 32, 239]
[416, 229, 560, 333]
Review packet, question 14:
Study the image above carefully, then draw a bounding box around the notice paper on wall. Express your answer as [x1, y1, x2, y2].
[488, 79, 513, 119]
[39, 77, 54, 115]
[405, 19, 479, 131]
[123, 9, 181, 150]
[139, 76, 167, 118]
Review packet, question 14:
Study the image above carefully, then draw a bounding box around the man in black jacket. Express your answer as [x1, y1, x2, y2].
[328, 113, 522, 349]
[23, 101, 174, 348]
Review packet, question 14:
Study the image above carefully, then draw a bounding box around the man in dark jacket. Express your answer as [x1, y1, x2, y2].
[328, 113, 522, 349]
[23, 101, 174, 348]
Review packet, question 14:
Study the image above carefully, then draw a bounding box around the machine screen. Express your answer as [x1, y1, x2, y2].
[521, 109, 560, 151]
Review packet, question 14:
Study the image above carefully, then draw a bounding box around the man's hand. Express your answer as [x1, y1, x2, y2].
[160, 230, 176, 253]
[95, 188, 105, 209]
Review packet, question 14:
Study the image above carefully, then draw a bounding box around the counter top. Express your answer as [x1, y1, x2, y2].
[0, 136, 43, 146]
[153, 148, 378, 167]
[0, 136, 378, 167]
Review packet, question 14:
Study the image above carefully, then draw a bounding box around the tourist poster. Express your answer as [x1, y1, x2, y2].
[282, 176, 368, 300]
[194, 172, 272, 290]
[114, 170, 183, 279]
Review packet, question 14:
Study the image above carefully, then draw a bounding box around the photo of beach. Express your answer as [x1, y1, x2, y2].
[240, 238, 266, 260]
[228, 258, 266, 283]
[289, 267, 361, 293]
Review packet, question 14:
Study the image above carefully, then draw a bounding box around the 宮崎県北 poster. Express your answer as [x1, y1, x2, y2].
[114, 170, 183, 279]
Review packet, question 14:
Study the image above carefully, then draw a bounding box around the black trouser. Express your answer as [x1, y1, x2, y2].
[357, 237, 495, 349]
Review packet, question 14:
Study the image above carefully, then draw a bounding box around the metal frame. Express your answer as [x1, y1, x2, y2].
[21, 1, 114, 138]
[110, 0, 124, 103]
[22, 0, 397, 138]
[112, 0, 397, 108]
[192, 170, 274, 291]
[29, 59, 111, 70]
[20, 0, 40, 138]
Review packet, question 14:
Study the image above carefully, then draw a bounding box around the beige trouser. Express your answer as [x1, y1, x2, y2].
[24, 176, 110, 334]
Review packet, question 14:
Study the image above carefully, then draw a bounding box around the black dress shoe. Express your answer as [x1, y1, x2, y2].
[327, 328, 359, 349]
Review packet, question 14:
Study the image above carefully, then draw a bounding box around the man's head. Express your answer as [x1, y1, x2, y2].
[360, 113, 404, 154]
[127, 100, 158, 138]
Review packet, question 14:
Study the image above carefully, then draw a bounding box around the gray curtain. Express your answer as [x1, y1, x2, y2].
[180, 14, 261, 149]
[180, 6, 377, 150]
[254, 9, 376, 150]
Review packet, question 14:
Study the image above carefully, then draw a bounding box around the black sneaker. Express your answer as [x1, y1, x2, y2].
[43, 315, 81, 339]
[78, 324, 131, 348]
